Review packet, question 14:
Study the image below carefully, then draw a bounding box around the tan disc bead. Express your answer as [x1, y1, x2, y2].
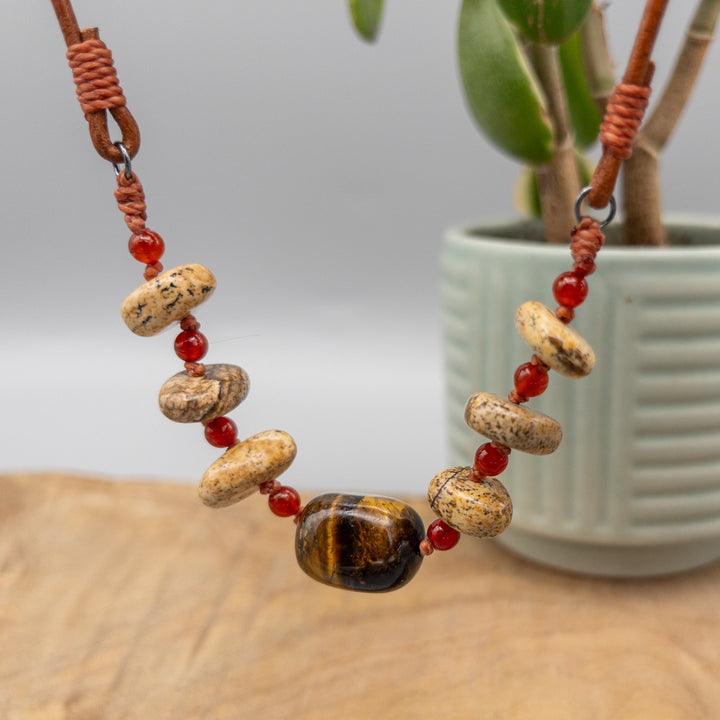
[199, 430, 297, 508]
[427, 466, 512, 538]
[465, 392, 562, 455]
[121, 264, 216, 337]
[159, 364, 249, 423]
[515, 300, 595, 378]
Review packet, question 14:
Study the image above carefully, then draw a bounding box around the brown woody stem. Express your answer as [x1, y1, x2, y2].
[530, 44, 580, 244]
[623, 0, 720, 245]
[579, 3, 616, 117]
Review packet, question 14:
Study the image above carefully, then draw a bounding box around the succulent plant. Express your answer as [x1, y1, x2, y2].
[348, 0, 720, 246]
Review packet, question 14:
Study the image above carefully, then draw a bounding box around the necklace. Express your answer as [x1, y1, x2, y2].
[49, 0, 666, 592]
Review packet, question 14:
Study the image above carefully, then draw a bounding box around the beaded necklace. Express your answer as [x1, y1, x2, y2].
[50, 0, 667, 592]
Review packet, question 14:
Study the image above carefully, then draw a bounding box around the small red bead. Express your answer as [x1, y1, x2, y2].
[174, 330, 208, 362]
[513, 362, 549, 398]
[474, 442, 509, 477]
[426, 519, 460, 551]
[128, 229, 165, 264]
[553, 271, 588, 308]
[204, 416, 237, 447]
[268, 486, 301, 517]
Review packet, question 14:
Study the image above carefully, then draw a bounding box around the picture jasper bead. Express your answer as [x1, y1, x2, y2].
[515, 300, 595, 378]
[121, 264, 216, 337]
[465, 392, 562, 455]
[295, 493, 425, 593]
[427, 466, 512, 538]
[199, 429, 296, 508]
[158, 364, 250, 423]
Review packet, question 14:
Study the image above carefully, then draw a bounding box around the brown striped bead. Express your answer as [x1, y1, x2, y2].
[295, 494, 425, 592]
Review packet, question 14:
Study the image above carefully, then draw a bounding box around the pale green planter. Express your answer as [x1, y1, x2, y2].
[442, 218, 720, 576]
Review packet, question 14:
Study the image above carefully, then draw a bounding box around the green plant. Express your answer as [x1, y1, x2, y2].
[348, 0, 720, 245]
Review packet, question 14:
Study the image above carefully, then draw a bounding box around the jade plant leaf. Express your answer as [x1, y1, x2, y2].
[348, 0, 384, 42]
[497, 0, 593, 45]
[559, 32, 601, 148]
[458, 0, 553, 164]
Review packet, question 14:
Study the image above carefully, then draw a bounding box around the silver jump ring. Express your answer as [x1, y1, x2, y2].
[112, 142, 133, 180]
[574, 186, 616, 228]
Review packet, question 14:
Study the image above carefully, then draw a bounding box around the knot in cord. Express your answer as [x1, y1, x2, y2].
[598, 83, 651, 160]
[570, 217, 605, 266]
[67, 38, 126, 116]
[114, 171, 147, 234]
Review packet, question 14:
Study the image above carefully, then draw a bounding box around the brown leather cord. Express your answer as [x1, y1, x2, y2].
[588, 0, 669, 208]
[51, 0, 140, 163]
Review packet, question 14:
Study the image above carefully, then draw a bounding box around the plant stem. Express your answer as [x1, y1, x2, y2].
[579, 3, 615, 117]
[530, 44, 580, 244]
[623, 0, 720, 245]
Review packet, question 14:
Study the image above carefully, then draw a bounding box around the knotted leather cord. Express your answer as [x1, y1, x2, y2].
[51, 0, 140, 163]
[588, 0, 669, 208]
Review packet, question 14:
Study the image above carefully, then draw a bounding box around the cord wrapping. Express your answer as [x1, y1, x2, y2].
[67, 38, 126, 116]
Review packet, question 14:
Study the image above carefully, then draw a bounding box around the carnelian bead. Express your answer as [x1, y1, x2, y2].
[268, 486, 301, 517]
[513, 362, 549, 398]
[204, 416, 237, 447]
[174, 330, 208, 362]
[426, 519, 460, 551]
[128, 229, 165, 264]
[474, 442, 509, 477]
[553, 271, 588, 308]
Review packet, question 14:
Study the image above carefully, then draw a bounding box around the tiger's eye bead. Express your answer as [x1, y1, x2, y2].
[295, 494, 425, 592]
[515, 301, 595, 378]
[465, 392, 562, 455]
[121, 264, 216, 337]
[158, 364, 249, 423]
[427, 466, 512, 538]
[199, 429, 296, 508]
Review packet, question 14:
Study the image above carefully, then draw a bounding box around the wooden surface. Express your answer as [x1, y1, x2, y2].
[2, 473, 720, 720]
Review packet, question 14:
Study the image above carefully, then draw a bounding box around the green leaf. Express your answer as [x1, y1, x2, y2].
[458, 0, 553, 165]
[497, 0, 593, 45]
[349, 0, 384, 42]
[558, 32, 601, 148]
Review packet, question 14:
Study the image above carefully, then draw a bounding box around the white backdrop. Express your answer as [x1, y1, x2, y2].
[1, 1, 718, 492]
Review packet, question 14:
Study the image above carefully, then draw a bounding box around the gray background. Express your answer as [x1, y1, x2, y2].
[1, 1, 718, 492]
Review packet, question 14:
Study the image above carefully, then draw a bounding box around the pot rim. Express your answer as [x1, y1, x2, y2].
[446, 214, 720, 261]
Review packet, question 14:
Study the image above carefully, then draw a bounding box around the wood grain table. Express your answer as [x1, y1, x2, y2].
[2, 473, 719, 719]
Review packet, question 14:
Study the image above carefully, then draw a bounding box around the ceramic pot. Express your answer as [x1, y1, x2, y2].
[441, 219, 720, 576]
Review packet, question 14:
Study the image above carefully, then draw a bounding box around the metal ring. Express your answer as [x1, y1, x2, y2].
[574, 186, 617, 228]
[112, 141, 133, 180]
